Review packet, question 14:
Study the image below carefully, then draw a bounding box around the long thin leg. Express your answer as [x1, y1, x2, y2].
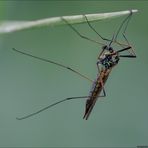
[98, 46, 106, 59]
[83, 15, 110, 42]
[117, 46, 131, 53]
[108, 11, 132, 48]
[115, 10, 136, 58]
[119, 55, 136, 58]
[84, 15, 129, 48]
[84, 11, 135, 48]
[114, 10, 133, 42]
[99, 86, 106, 97]
[121, 15, 136, 56]
[12, 48, 93, 83]
[16, 96, 89, 120]
[62, 16, 128, 47]
[61, 17, 105, 46]
[114, 11, 135, 56]
[116, 46, 136, 58]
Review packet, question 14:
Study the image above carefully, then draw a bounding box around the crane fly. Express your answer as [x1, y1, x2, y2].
[13, 10, 136, 120]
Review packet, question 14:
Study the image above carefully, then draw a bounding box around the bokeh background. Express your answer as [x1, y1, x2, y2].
[0, 1, 148, 147]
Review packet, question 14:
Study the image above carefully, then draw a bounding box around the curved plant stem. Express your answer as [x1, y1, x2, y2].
[0, 10, 138, 34]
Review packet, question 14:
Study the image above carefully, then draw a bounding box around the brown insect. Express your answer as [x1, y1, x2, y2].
[13, 10, 136, 120]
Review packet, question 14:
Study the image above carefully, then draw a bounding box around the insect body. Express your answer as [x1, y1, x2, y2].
[84, 69, 110, 120]
[84, 46, 119, 119]
[98, 46, 119, 69]
[13, 10, 137, 120]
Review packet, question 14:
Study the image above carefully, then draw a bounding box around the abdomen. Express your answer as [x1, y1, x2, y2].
[83, 69, 111, 120]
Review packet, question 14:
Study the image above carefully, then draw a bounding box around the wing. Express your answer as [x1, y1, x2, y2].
[83, 79, 103, 120]
[83, 69, 111, 120]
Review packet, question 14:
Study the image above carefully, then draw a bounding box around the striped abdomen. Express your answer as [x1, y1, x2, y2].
[83, 69, 111, 120]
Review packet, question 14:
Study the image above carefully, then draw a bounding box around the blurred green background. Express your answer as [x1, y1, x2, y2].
[0, 1, 148, 147]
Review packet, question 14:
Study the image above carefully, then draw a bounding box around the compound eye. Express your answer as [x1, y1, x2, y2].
[108, 47, 113, 52]
[102, 45, 107, 50]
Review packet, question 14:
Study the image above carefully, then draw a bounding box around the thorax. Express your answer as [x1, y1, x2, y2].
[98, 51, 119, 69]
